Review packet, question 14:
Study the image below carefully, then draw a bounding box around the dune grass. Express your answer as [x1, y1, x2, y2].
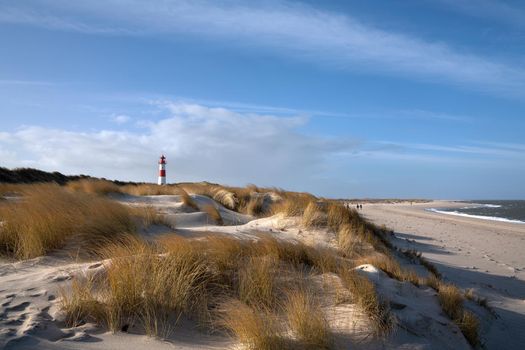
[60, 276, 104, 328]
[437, 284, 463, 320]
[60, 233, 355, 345]
[433, 282, 479, 346]
[178, 186, 200, 211]
[285, 289, 332, 349]
[122, 184, 179, 196]
[212, 188, 238, 210]
[302, 202, 327, 228]
[46, 182, 479, 346]
[356, 253, 421, 286]
[130, 205, 168, 227]
[456, 310, 480, 346]
[67, 179, 122, 195]
[0, 184, 134, 259]
[219, 300, 284, 350]
[238, 255, 279, 308]
[339, 268, 394, 336]
[86, 236, 212, 335]
[246, 195, 267, 216]
[202, 204, 223, 225]
[271, 194, 313, 217]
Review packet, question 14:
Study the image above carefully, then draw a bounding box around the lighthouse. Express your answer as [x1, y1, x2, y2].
[158, 155, 167, 185]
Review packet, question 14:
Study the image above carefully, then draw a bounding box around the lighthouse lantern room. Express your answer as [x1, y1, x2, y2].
[158, 155, 167, 185]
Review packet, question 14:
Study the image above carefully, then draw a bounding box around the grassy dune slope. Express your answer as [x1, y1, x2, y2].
[0, 179, 480, 348]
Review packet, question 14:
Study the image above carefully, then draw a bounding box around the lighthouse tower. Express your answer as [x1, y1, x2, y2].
[158, 155, 167, 185]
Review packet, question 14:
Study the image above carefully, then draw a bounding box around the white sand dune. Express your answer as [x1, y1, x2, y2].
[362, 201, 525, 349]
[0, 195, 482, 349]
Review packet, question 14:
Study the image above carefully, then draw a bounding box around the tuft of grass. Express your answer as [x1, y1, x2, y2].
[436, 283, 479, 346]
[246, 195, 267, 216]
[285, 289, 332, 349]
[302, 202, 327, 228]
[200, 234, 245, 273]
[424, 274, 441, 291]
[202, 204, 224, 225]
[60, 276, 105, 328]
[356, 253, 420, 286]
[238, 255, 279, 309]
[121, 184, 178, 196]
[327, 203, 351, 231]
[464, 288, 490, 310]
[251, 234, 331, 272]
[97, 236, 211, 335]
[131, 205, 168, 227]
[437, 283, 463, 320]
[271, 194, 314, 217]
[212, 188, 238, 210]
[339, 269, 394, 336]
[178, 187, 200, 211]
[337, 224, 362, 257]
[0, 184, 134, 259]
[67, 179, 122, 195]
[219, 300, 284, 350]
[401, 249, 442, 279]
[457, 310, 479, 346]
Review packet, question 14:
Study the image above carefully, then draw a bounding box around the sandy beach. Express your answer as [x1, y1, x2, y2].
[362, 201, 525, 349]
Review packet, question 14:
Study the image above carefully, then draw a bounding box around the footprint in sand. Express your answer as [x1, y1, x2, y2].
[5, 301, 30, 312]
[5, 313, 27, 326]
[28, 290, 47, 298]
[51, 274, 72, 282]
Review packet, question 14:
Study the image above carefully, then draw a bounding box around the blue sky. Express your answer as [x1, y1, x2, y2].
[0, 0, 524, 199]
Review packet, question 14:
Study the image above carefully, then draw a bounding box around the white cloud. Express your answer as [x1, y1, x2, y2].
[372, 141, 525, 158]
[111, 114, 131, 124]
[1, 1, 524, 97]
[1, 101, 522, 197]
[0, 102, 357, 190]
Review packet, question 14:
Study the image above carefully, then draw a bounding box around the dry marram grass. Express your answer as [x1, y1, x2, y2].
[285, 289, 332, 349]
[0, 184, 134, 259]
[27, 181, 478, 347]
[202, 204, 223, 225]
[339, 269, 394, 336]
[219, 300, 284, 350]
[238, 255, 279, 308]
[67, 179, 121, 195]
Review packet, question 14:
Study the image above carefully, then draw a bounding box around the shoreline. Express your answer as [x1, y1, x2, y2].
[362, 200, 525, 349]
[425, 207, 525, 225]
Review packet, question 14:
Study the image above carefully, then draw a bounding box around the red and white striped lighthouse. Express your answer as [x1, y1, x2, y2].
[158, 155, 167, 185]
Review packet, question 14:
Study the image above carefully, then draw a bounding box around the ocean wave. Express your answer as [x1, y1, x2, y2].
[425, 208, 525, 224]
[461, 203, 502, 209]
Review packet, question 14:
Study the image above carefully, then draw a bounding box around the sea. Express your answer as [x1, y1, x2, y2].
[426, 200, 525, 224]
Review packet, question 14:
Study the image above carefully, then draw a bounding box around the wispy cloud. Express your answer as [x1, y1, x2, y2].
[110, 114, 131, 124]
[393, 109, 473, 123]
[1, 101, 521, 196]
[153, 97, 473, 122]
[1, 1, 525, 97]
[372, 140, 525, 159]
[0, 102, 357, 188]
